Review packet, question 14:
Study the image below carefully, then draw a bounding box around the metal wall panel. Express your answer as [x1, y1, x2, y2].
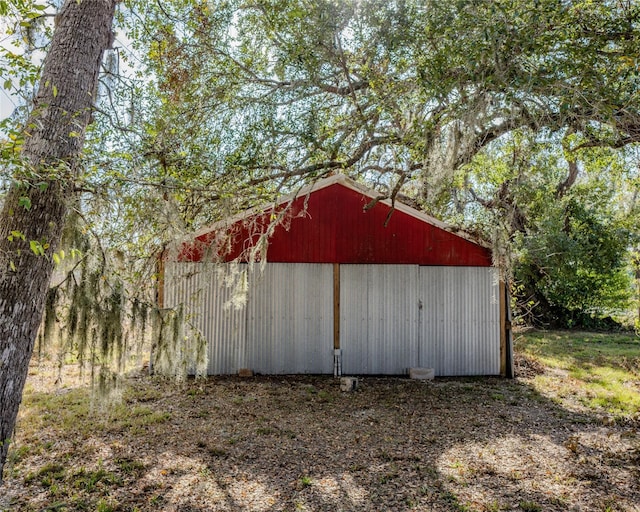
[165, 262, 333, 375]
[245, 263, 334, 374]
[182, 179, 492, 267]
[165, 262, 499, 376]
[203, 264, 249, 375]
[341, 265, 420, 374]
[163, 262, 247, 375]
[418, 267, 500, 376]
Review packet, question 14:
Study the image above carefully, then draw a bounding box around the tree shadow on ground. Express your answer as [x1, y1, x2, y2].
[3, 370, 640, 512]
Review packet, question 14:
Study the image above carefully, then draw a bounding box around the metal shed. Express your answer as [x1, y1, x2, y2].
[161, 174, 513, 377]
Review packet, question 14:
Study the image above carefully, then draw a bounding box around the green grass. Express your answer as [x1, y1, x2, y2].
[516, 330, 640, 417]
[114, 457, 146, 476]
[71, 467, 122, 491]
[25, 462, 66, 487]
[22, 388, 92, 435]
[299, 475, 313, 488]
[519, 500, 542, 512]
[20, 388, 172, 439]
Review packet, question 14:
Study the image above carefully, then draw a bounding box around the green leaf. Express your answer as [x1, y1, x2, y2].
[29, 240, 44, 256]
[18, 196, 31, 210]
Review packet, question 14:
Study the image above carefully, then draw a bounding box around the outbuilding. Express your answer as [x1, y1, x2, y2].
[160, 174, 513, 377]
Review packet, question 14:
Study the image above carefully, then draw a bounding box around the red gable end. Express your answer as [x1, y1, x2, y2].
[178, 179, 492, 267]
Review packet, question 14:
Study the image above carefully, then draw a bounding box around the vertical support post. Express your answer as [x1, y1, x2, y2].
[499, 279, 514, 378]
[333, 263, 340, 350]
[505, 281, 515, 378]
[333, 263, 341, 377]
[500, 279, 506, 377]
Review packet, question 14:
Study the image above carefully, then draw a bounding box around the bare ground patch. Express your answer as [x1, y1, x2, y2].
[1, 364, 639, 511]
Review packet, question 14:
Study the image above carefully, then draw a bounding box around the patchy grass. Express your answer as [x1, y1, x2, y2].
[516, 330, 640, 418]
[2, 332, 639, 511]
[298, 475, 313, 488]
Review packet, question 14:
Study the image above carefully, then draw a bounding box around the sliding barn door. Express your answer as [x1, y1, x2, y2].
[418, 266, 500, 376]
[340, 265, 419, 374]
[246, 263, 334, 374]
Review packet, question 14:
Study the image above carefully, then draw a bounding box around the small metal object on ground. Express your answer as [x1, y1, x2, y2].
[333, 348, 342, 377]
[238, 368, 254, 377]
[409, 368, 435, 380]
[340, 376, 358, 391]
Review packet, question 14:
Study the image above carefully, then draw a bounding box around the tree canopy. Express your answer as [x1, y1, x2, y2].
[117, 0, 640, 189]
[104, 0, 639, 323]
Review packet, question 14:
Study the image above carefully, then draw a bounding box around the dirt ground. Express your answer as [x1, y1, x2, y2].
[1, 357, 639, 512]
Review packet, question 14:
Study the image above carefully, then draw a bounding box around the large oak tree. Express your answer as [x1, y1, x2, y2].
[0, 0, 117, 481]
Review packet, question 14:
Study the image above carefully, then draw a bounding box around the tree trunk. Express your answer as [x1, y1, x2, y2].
[0, 0, 116, 483]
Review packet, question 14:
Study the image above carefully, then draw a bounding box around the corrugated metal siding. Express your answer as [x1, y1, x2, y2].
[164, 261, 196, 309]
[340, 265, 499, 376]
[184, 183, 492, 266]
[164, 262, 247, 375]
[165, 262, 334, 375]
[203, 265, 248, 374]
[419, 267, 500, 376]
[341, 265, 420, 374]
[246, 264, 334, 374]
[164, 262, 499, 376]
